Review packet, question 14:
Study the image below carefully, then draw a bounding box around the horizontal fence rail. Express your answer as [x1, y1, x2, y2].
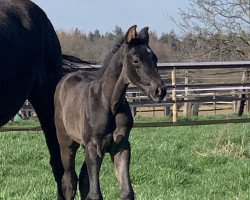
[2, 117, 250, 132]
[2, 61, 250, 131]
[156, 61, 250, 69]
[64, 60, 250, 70]
[127, 61, 250, 124]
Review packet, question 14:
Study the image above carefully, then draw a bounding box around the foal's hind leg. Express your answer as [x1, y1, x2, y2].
[79, 161, 89, 199]
[84, 141, 104, 200]
[59, 137, 79, 200]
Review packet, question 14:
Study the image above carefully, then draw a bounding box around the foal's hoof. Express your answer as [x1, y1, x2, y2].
[120, 190, 134, 200]
[85, 194, 103, 200]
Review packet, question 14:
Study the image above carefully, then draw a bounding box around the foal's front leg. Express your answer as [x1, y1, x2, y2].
[110, 140, 134, 200]
[111, 104, 134, 200]
[85, 140, 104, 200]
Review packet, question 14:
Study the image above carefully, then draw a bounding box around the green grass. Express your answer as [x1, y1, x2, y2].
[1, 119, 250, 199]
[5, 118, 40, 127]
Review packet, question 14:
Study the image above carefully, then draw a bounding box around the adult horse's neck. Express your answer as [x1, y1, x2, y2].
[100, 45, 128, 113]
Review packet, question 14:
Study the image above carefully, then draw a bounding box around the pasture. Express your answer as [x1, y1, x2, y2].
[1, 118, 250, 199]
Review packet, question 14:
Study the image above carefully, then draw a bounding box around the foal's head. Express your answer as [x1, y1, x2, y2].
[122, 25, 166, 102]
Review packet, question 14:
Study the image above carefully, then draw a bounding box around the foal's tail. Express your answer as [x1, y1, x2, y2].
[62, 54, 99, 75]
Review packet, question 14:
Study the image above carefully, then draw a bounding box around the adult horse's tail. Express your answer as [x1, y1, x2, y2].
[62, 54, 99, 75]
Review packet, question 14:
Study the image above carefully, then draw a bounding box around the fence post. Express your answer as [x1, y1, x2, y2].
[132, 93, 137, 118]
[183, 71, 191, 117]
[213, 93, 217, 115]
[238, 70, 248, 116]
[172, 68, 177, 122]
[246, 70, 250, 113]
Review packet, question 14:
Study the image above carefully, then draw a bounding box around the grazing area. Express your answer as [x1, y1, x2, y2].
[1, 119, 250, 199]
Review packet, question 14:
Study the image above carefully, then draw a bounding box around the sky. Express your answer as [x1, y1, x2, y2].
[32, 0, 189, 36]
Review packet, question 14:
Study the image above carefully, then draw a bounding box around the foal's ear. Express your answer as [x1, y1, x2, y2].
[139, 27, 149, 44]
[125, 25, 137, 43]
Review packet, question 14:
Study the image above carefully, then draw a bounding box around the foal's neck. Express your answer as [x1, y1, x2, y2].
[100, 47, 128, 113]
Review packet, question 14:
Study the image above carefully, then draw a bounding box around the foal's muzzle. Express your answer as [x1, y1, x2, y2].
[150, 85, 166, 103]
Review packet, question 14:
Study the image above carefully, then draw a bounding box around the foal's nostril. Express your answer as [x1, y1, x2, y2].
[155, 87, 162, 97]
[155, 86, 167, 99]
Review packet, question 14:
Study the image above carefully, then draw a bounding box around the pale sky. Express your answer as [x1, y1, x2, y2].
[32, 0, 189, 36]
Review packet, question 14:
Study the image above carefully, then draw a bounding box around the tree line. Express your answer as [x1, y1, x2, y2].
[57, 0, 250, 63]
[57, 27, 248, 63]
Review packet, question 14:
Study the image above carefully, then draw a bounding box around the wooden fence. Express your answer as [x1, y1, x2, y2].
[127, 61, 250, 123]
[3, 61, 250, 131]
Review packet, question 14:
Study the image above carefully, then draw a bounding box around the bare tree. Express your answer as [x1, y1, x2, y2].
[169, 0, 250, 60]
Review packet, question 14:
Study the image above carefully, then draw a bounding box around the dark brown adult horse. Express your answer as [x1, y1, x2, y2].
[0, 0, 64, 198]
[54, 25, 166, 200]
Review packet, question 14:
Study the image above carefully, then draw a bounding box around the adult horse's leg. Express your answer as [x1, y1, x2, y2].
[29, 88, 65, 199]
[29, 54, 64, 198]
[85, 141, 104, 200]
[28, 18, 65, 199]
[79, 161, 90, 199]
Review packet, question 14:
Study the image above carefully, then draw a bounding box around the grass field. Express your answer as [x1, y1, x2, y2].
[1, 118, 250, 199]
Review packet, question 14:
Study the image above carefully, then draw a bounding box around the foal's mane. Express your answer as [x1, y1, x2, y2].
[96, 37, 124, 78]
[97, 30, 149, 78]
